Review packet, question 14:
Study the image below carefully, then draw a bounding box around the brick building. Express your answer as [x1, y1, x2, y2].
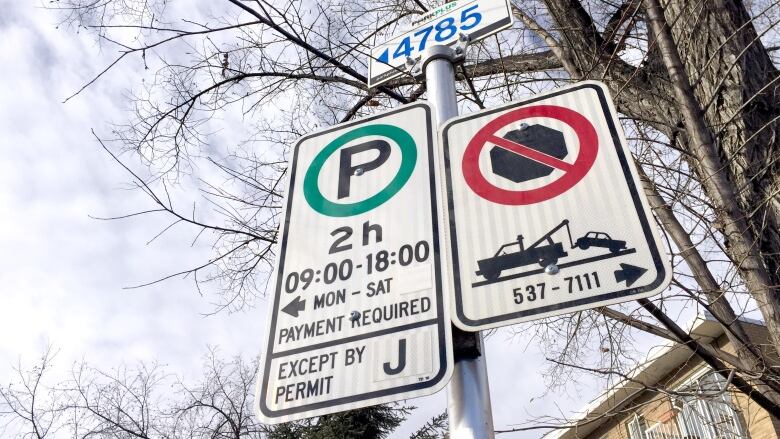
[545, 314, 780, 439]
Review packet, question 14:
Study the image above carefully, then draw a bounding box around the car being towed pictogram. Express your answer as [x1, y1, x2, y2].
[475, 220, 629, 281]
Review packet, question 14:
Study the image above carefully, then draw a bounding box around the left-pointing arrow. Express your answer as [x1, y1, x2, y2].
[281, 296, 305, 318]
[378, 48, 390, 64]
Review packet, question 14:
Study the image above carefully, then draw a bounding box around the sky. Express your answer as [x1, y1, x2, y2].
[0, 0, 265, 401]
[0, 1, 679, 437]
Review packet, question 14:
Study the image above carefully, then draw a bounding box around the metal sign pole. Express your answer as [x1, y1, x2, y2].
[420, 45, 495, 439]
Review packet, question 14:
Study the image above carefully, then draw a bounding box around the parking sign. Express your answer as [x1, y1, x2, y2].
[255, 103, 453, 423]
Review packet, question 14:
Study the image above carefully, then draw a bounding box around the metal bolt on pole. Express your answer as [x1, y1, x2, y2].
[419, 44, 495, 439]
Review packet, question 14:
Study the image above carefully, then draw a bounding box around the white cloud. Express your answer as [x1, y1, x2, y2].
[0, 0, 266, 374]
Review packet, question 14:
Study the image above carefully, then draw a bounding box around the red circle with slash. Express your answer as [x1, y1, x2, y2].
[462, 105, 599, 205]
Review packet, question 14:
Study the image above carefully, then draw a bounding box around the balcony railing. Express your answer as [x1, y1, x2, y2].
[631, 369, 748, 439]
[640, 400, 746, 439]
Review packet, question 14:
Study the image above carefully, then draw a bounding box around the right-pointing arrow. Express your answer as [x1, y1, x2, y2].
[281, 296, 306, 318]
[614, 263, 648, 287]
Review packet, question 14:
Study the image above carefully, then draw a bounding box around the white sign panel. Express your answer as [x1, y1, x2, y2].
[440, 81, 672, 331]
[368, 0, 513, 88]
[255, 103, 452, 423]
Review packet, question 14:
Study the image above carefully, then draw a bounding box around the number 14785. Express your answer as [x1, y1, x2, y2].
[378, 5, 482, 63]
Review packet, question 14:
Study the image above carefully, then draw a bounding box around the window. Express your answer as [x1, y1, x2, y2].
[673, 370, 747, 439]
[628, 415, 648, 439]
[623, 369, 746, 439]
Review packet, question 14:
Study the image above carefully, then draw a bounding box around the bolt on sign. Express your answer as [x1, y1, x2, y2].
[439, 81, 672, 331]
[255, 103, 452, 423]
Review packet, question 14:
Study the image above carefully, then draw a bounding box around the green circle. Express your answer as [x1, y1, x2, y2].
[303, 124, 417, 217]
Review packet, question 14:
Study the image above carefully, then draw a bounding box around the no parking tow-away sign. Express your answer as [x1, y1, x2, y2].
[255, 102, 452, 423]
[440, 81, 672, 331]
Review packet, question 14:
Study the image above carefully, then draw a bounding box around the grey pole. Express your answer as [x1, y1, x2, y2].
[421, 45, 460, 123]
[446, 337, 494, 439]
[420, 44, 495, 439]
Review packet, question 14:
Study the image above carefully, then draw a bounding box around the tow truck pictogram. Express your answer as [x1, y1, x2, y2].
[475, 220, 629, 281]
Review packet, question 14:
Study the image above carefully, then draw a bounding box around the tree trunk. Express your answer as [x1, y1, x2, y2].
[657, 0, 780, 350]
[539, 0, 780, 354]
